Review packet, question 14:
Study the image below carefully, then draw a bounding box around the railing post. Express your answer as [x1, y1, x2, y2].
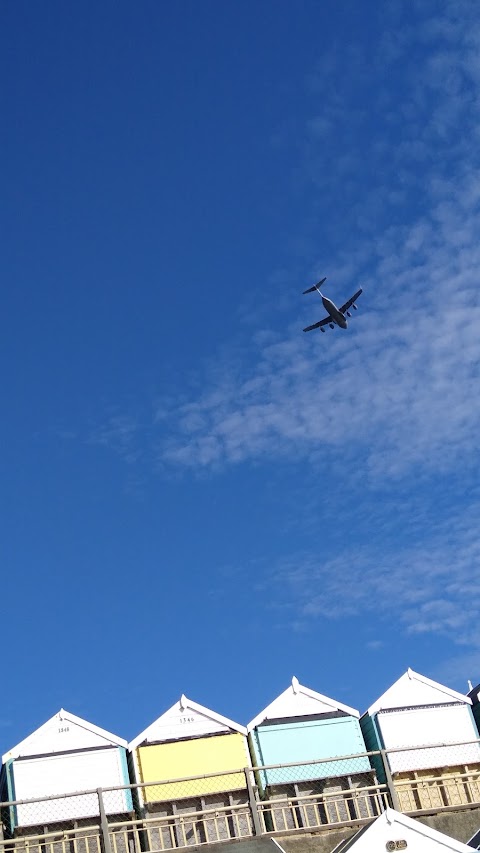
[245, 768, 263, 836]
[97, 788, 113, 853]
[380, 750, 400, 811]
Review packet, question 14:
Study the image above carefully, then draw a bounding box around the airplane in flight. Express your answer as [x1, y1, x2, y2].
[303, 277, 363, 332]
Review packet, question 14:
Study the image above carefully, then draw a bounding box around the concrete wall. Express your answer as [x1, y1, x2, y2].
[276, 827, 357, 853]
[415, 809, 480, 843]
[275, 807, 480, 852]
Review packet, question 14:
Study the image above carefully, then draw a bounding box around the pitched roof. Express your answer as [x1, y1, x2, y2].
[365, 668, 472, 716]
[467, 826, 480, 849]
[247, 676, 359, 732]
[2, 709, 127, 762]
[331, 807, 473, 852]
[468, 682, 480, 705]
[129, 695, 247, 750]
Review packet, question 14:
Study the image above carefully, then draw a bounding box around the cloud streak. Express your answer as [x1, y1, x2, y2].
[159, 201, 480, 481]
[78, 2, 480, 660]
[147, 4, 480, 668]
[155, 3, 480, 485]
[261, 499, 480, 651]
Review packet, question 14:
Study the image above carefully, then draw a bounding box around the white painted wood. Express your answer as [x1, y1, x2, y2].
[129, 695, 246, 749]
[13, 749, 130, 824]
[247, 676, 359, 732]
[378, 704, 480, 772]
[366, 669, 472, 716]
[2, 710, 127, 762]
[331, 807, 473, 851]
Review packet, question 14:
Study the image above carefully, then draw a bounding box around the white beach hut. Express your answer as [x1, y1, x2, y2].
[1, 709, 132, 833]
[360, 669, 480, 811]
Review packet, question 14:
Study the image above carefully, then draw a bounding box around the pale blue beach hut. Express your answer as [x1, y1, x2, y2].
[247, 677, 377, 830]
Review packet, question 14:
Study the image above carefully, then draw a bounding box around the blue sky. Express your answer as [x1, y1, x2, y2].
[2, 0, 480, 751]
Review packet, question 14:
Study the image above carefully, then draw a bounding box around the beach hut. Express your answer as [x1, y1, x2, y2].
[330, 807, 474, 852]
[1, 709, 132, 834]
[128, 694, 252, 846]
[360, 668, 480, 811]
[247, 677, 381, 830]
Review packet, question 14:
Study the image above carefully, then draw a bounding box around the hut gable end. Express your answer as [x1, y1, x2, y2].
[2, 709, 127, 762]
[365, 668, 472, 716]
[129, 695, 246, 750]
[247, 676, 359, 732]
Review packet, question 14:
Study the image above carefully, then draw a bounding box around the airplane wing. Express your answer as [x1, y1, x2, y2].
[339, 288, 363, 315]
[303, 316, 330, 332]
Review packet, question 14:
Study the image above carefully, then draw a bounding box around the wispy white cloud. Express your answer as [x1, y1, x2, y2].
[159, 206, 480, 480]
[79, 3, 480, 493]
[265, 500, 480, 647]
[88, 414, 140, 465]
[366, 641, 384, 652]
[156, 4, 480, 483]
[75, 4, 480, 670]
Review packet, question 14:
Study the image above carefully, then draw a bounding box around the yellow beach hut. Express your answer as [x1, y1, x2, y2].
[128, 694, 252, 846]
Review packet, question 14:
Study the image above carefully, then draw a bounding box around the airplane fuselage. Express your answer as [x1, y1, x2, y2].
[322, 294, 347, 328]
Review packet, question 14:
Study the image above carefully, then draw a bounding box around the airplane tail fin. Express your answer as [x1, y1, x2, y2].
[303, 277, 326, 295]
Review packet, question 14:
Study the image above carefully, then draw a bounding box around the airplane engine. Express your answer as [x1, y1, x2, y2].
[346, 311, 351, 317]
[352, 304, 358, 310]
[329, 323, 335, 329]
[320, 327, 325, 333]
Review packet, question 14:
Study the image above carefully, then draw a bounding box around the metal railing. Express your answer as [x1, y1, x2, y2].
[0, 740, 479, 852]
[256, 780, 390, 832]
